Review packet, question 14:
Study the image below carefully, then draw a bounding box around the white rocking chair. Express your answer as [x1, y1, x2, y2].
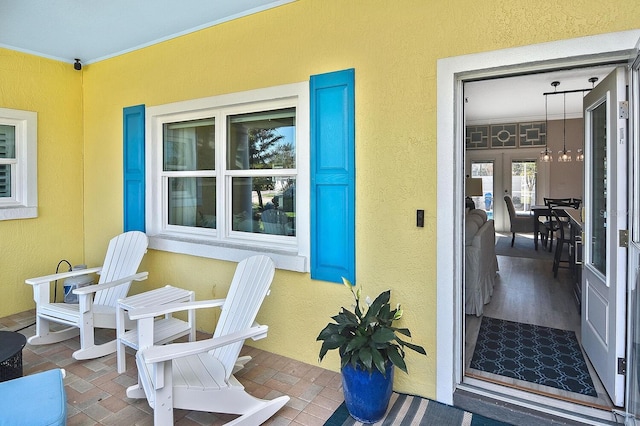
[25, 231, 149, 360]
[128, 254, 289, 426]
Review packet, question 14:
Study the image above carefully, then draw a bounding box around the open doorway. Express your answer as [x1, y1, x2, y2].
[436, 30, 640, 424]
[462, 67, 616, 410]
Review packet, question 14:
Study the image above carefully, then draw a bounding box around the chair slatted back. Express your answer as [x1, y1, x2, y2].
[211, 255, 275, 380]
[543, 198, 574, 228]
[571, 198, 582, 209]
[93, 231, 148, 307]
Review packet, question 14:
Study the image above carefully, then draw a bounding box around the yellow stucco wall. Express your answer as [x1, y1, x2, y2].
[0, 49, 84, 317]
[11, 0, 635, 398]
[81, 0, 640, 398]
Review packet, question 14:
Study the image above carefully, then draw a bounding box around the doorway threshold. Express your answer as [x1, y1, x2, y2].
[456, 378, 623, 425]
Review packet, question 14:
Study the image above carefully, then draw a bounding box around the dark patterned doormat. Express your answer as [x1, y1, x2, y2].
[470, 317, 597, 397]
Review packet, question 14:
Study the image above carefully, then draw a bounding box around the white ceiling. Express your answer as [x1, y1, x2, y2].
[0, 0, 294, 64]
[464, 65, 618, 124]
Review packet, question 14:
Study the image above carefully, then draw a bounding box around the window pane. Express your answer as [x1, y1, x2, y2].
[511, 160, 537, 213]
[231, 176, 296, 236]
[167, 177, 216, 228]
[227, 108, 296, 170]
[590, 102, 607, 275]
[164, 119, 215, 171]
[0, 125, 16, 159]
[471, 161, 494, 219]
[0, 164, 10, 198]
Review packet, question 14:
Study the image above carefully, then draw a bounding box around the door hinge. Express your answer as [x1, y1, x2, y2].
[618, 357, 627, 375]
[620, 229, 629, 248]
[619, 101, 629, 119]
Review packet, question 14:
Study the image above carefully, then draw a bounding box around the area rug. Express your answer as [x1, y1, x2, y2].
[470, 317, 596, 397]
[494, 234, 554, 261]
[324, 392, 511, 426]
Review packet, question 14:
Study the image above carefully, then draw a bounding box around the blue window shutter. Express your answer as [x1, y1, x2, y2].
[123, 105, 145, 232]
[310, 69, 355, 284]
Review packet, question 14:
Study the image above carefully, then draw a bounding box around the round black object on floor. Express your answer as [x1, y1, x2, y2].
[0, 330, 27, 382]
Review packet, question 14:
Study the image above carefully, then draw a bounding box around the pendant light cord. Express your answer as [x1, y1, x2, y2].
[563, 92, 566, 152]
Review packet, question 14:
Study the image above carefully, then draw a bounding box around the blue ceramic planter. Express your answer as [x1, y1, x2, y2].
[341, 362, 394, 423]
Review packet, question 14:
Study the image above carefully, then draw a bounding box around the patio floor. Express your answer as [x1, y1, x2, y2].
[0, 309, 344, 426]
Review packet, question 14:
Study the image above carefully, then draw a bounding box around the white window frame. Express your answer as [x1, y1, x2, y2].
[0, 108, 37, 220]
[146, 82, 310, 272]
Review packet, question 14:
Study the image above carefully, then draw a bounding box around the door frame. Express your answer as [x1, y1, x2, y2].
[436, 29, 640, 419]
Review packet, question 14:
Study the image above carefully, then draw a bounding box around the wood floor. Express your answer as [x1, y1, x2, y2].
[464, 238, 614, 410]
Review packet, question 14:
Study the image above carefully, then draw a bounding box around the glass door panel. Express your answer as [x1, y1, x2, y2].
[589, 102, 607, 275]
[511, 160, 537, 214]
[471, 161, 494, 219]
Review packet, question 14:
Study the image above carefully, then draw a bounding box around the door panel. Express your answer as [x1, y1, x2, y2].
[582, 66, 628, 407]
[584, 280, 608, 343]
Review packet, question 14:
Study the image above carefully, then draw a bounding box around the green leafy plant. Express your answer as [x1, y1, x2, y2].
[317, 277, 426, 375]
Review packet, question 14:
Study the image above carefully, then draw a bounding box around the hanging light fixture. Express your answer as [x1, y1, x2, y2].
[539, 88, 553, 162]
[557, 91, 572, 162]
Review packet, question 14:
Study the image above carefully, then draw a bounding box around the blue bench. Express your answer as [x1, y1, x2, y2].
[0, 369, 66, 425]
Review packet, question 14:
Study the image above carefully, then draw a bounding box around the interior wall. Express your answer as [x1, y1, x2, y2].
[548, 118, 584, 200]
[78, 0, 640, 399]
[0, 48, 84, 317]
[466, 117, 585, 232]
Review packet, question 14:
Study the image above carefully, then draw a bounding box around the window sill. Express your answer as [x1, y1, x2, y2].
[148, 234, 308, 272]
[0, 206, 37, 221]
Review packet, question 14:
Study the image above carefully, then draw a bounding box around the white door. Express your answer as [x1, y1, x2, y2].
[582, 66, 629, 407]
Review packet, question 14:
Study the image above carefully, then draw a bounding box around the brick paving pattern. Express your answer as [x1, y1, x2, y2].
[1, 310, 343, 425]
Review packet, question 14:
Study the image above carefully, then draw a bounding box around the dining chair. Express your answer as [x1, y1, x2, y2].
[552, 209, 572, 277]
[542, 198, 574, 252]
[503, 195, 535, 247]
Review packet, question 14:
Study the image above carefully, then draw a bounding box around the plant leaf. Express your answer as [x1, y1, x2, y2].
[358, 347, 373, 370]
[371, 347, 386, 375]
[316, 323, 340, 341]
[396, 337, 427, 355]
[393, 327, 412, 337]
[387, 347, 408, 374]
[319, 335, 347, 361]
[371, 328, 396, 344]
[345, 335, 367, 353]
[363, 290, 390, 323]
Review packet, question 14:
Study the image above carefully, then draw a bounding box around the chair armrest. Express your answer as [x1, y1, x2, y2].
[128, 298, 225, 320]
[73, 272, 149, 295]
[25, 267, 103, 286]
[140, 324, 268, 363]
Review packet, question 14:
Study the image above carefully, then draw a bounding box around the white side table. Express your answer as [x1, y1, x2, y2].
[116, 285, 195, 373]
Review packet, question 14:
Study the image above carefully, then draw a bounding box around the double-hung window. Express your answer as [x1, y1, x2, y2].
[146, 83, 309, 271]
[0, 108, 37, 220]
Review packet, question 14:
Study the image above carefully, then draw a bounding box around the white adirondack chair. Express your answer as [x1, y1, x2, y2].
[128, 254, 289, 426]
[25, 231, 149, 360]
